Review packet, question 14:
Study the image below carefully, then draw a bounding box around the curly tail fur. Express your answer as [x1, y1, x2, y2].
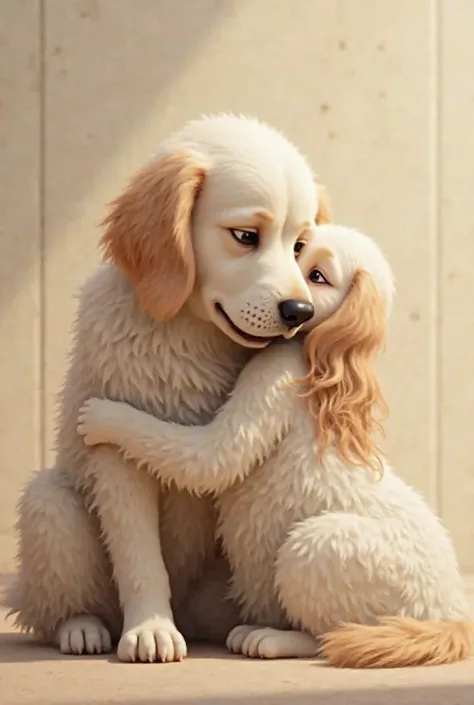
[320, 617, 473, 668]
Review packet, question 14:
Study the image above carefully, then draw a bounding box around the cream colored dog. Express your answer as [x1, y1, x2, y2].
[5, 114, 331, 662]
[78, 224, 472, 668]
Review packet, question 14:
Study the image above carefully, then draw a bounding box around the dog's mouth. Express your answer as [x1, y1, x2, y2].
[215, 303, 280, 346]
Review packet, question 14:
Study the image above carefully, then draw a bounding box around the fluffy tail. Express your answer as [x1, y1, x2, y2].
[320, 617, 473, 668]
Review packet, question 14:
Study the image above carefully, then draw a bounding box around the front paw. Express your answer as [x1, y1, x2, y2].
[228, 625, 318, 659]
[226, 624, 261, 654]
[77, 397, 117, 446]
[117, 617, 187, 663]
[239, 627, 289, 659]
[227, 625, 292, 659]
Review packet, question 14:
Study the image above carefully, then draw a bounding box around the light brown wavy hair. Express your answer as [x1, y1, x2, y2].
[300, 270, 388, 475]
[100, 150, 209, 322]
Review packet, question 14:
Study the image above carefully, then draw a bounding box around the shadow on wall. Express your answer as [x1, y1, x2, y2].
[79, 686, 474, 705]
[1, 0, 234, 307]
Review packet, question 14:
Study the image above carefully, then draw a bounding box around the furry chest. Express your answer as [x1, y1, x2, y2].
[217, 431, 327, 556]
[99, 340, 238, 426]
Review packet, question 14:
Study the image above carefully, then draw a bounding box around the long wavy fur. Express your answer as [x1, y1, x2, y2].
[300, 271, 388, 474]
[100, 150, 209, 323]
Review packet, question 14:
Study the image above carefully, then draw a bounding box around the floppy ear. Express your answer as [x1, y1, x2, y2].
[315, 184, 332, 225]
[100, 150, 209, 322]
[301, 271, 388, 474]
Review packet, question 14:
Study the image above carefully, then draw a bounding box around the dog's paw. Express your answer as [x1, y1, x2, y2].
[117, 617, 187, 663]
[241, 627, 291, 659]
[226, 624, 261, 654]
[241, 627, 319, 659]
[77, 397, 118, 446]
[56, 615, 112, 655]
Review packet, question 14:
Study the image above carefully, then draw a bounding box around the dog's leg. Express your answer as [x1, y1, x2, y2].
[86, 446, 187, 663]
[4, 466, 119, 654]
[274, 513, 403, 636]
[77, 343, 301, 496]
[275, 512, 472, 668]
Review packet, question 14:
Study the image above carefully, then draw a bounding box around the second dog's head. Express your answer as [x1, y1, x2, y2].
[296, 224, 395, 473]
[100, 114, 331, 348]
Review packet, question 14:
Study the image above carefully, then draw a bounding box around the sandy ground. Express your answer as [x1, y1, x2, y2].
[1, 576, 474, 705]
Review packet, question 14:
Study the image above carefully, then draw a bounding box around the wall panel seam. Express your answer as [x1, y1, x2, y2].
[430, 0, 443, 516]
[39, 0, 46, 469]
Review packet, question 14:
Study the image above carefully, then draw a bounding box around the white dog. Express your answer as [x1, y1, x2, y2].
[78, 224, 472, 668]
[5, 114, 331, 662]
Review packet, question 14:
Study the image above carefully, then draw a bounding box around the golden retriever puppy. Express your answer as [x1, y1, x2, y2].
[5, 115, 332, 662]
[78, 224, 472, 668]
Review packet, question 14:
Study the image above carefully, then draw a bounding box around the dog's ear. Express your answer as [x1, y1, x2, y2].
[100, 150, 209, 322]
[315, 184, 332, 225]
[301, 270, 388, 474]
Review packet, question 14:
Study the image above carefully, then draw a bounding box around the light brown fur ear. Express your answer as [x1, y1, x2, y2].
[301, 271, 388, 474]
[315, 184, 332, 225]
[100, 150, 209, 322]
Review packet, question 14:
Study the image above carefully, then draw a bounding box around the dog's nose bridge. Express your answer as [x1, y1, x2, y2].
[278, 299, 314, 329]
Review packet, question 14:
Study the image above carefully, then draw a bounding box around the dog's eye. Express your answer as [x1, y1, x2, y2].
[229, 228, 259, 247]
[294, 241, 305, 257]
[309, 269, 329, 285]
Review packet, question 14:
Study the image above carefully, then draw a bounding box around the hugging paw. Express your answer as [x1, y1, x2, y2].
[77, 397, 121, 446]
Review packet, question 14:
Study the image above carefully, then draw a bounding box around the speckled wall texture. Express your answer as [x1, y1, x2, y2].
[1, 0, 473, 573]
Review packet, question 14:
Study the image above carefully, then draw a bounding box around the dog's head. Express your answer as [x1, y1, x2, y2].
[100, 114, 331, 349]
[296, 225, 395, 472]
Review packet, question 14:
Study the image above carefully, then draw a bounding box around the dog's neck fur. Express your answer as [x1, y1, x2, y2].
[76, 264, 253, 425]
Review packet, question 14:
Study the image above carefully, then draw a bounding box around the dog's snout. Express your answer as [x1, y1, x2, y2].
[278, 299, 314, 329]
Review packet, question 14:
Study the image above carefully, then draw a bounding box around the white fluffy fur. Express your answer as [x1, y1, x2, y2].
[5, 114, 329, 662]
[77, 225, 471, 666]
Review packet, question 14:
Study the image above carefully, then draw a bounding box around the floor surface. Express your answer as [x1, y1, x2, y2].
[1, 576, 474, 705]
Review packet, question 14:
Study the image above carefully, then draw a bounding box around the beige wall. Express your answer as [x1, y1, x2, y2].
[1, 0, 473, 573]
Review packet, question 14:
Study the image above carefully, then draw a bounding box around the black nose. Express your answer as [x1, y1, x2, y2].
[278, 299, 314, 329]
